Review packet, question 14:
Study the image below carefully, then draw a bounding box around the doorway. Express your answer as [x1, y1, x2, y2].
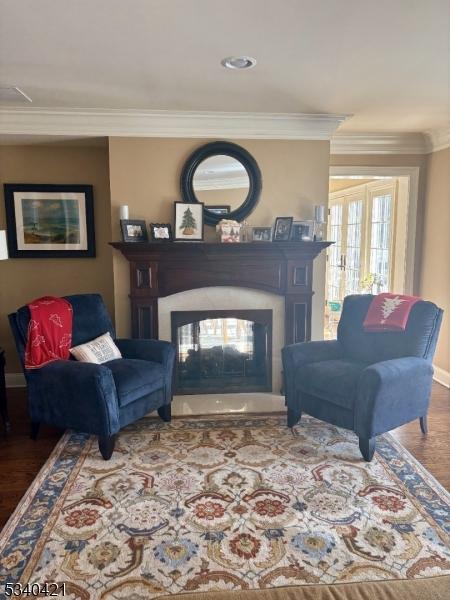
[325, 167, 419, 339]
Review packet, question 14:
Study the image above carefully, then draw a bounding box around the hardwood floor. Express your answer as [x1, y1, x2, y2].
[0, 383, 449, 530]
[390, 382, 450, 489]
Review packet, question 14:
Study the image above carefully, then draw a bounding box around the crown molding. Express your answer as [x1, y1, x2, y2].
[424, 127, 450, 153]
[330, 132, 428, 155]
[0, 107, 349, 140]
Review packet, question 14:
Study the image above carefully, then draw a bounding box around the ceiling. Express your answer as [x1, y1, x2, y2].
[0, 0, 449, 133]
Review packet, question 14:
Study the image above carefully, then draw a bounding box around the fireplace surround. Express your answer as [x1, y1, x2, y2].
[111, 241, 331, 352]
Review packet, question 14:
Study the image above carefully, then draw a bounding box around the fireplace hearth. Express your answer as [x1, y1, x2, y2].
[171, 309, 272, 394]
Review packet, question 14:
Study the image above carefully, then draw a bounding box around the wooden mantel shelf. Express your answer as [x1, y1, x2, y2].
[110, 240, 332, 345]
[111, 240, 331, 258]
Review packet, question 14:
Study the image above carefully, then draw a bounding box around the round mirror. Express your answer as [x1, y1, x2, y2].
[180, 141, 262, 225]
[193, 155, 250, 212]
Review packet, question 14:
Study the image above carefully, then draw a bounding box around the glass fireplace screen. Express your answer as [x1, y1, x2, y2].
[172, 311, 272, 394]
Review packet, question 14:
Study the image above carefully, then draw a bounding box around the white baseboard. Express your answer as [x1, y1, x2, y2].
[433, 365, 450, 388]
[5, 372, 26, 388]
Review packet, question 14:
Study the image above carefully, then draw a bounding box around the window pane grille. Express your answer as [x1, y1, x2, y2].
[327, 204, 343, 302]
[345, 200, 362, 295]
[369, 194, 392, 292]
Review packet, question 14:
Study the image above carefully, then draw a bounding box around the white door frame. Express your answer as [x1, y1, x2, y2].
[329, 166, 419, 295]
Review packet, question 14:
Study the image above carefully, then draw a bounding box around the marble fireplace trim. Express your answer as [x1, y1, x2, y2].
[158, 286, 284, 394]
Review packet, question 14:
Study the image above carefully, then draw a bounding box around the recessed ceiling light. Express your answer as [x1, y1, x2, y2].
[221, 56, 257, 70]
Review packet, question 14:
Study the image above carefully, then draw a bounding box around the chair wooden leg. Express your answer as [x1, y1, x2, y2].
[30, 421, 40, 440]
[420, 415, 428, 434]
[98, 435, 116, 460]
[287, 407, 301, 428]
[359, 436, 376, 462]
[158, 403, 171, 423]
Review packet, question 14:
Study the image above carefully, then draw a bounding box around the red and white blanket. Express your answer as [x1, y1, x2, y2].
[363, 292, 421, 332]
[25, 296, 73, 369]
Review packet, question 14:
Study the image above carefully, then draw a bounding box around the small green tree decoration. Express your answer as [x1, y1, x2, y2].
[180, 207, 197, 235]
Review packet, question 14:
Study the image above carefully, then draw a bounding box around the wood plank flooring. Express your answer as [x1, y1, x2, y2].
[0, 382, 449, 530]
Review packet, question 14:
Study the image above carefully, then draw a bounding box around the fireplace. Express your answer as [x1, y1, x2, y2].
[171, 309, 272, 394]
[111, 241, 332, 395]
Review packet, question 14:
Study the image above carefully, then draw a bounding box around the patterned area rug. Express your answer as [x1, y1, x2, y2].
[1, 415, 449, 599]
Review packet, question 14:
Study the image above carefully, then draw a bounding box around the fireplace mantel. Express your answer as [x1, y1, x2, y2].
[111, 241, 332, 345]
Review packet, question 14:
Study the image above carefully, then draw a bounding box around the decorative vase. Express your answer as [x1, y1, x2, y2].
[216, 219, 242, 243]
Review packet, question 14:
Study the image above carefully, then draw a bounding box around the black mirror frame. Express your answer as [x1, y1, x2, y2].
[180, 141, 262, 226]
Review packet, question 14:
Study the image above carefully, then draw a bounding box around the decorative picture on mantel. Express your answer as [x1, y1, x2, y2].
[273, 216, 293, 241]
[150, 222, 172, 241]
[174, 202, 204, 241]
[3, 184, 95, 258]
[120, 219, 148, 242]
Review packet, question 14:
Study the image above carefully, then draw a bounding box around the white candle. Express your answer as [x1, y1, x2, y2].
[119, 205, 129, 220]
[314, 205, 325, 223]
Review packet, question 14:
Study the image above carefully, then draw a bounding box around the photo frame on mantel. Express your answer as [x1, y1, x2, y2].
[150, 223, 173, 241]
[273, 216, 293, 241]
[291, 220, 314, 241]
[120, 219, 148, 242]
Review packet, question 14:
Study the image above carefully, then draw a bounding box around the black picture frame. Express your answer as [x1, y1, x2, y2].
[273, 217, 293, 241]
[207, 205, 231, 215]
[180, 141, 262, 226]
[150, 222, 173, 241]
[174, 201, 204, 241]
[3, 183, 95, 258]
[120, 219, 148, 242]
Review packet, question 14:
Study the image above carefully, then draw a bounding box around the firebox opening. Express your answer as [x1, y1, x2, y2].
[171, 309, 272, 395]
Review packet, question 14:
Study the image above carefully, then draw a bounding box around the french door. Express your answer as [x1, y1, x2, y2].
[325, 182, 396, 337]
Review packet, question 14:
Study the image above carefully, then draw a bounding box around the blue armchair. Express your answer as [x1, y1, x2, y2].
[282, 294, 443, 461]
[9, 294, 175, 460]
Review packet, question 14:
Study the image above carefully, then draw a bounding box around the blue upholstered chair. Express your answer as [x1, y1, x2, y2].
[282, 294, 443, 461]
[9, 294, 175, 460]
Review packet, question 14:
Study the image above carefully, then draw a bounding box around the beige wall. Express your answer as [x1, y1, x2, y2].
[419, 148, 450, 373]
[0, 144, 114, 372]
[109, 137, 331, 338]
[3, 141, 446, 379]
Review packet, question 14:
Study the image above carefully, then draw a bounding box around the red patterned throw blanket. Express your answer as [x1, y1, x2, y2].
[25, 296, 73, 369]
[363, 292, 421, 332]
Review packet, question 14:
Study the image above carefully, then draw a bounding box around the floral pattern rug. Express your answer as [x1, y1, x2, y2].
[1, 414, 449, 598]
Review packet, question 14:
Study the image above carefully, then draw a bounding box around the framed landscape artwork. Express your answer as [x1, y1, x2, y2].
[174, 202, 204, 241]
[3, 184, 95, 258]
